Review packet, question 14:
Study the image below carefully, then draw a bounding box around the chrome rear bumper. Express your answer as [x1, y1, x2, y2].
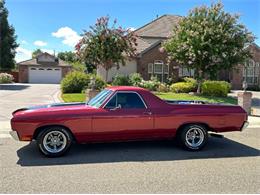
[241, 121, 249, 131]
[9, 131, 19, 141]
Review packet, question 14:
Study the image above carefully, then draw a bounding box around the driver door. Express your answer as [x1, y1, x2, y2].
[92, 91, 154, 141]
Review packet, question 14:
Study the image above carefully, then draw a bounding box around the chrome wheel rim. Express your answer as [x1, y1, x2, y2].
[185, 127, 204, 148]
[43, 130, 67, 153]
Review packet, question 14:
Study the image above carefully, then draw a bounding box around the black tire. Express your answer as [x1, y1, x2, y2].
[37, 126, 72, 157]
[178, 124, 208, 151]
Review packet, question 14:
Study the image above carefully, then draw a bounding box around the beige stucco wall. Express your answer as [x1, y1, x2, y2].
[37, 55, 55, 62]
[97, 60, 137, 82]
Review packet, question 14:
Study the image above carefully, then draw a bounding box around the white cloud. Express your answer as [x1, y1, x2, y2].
[127, 27, 136, 31]
[15, 47, 32, 62]
[21, 40, 28, 45]
[52, 27, 81, 47]
[34, 40, 47, 47]
[41, 49, 55, 55]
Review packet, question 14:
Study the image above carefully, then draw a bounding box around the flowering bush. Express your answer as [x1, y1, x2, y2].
[129, 73, 142, 86]
[157, 83, 169, 92]
[0, 73, 14, 83]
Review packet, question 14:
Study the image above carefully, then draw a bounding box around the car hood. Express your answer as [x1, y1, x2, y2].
[12, 102, 91, 116]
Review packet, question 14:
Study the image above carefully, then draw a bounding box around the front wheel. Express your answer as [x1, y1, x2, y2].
[179, 124, 208, 151]
[37, 126, 72, 157]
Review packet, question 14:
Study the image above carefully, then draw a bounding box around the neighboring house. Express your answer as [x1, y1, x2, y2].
[18, 52, 72, 84]
[97, 14, 260, 90]
[230, 43, 260, 89]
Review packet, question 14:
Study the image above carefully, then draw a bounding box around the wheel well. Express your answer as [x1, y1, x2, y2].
[33, 125, 76, 142]
[176, 122, 210, 136]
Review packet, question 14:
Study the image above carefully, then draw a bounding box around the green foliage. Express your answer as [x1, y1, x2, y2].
[112, 74, 131, 86]
[201, 80, 231, 97]
[139, 80, 159, 91]
[58, 51, 77, 62]
[170, 82, 196, 93]
[0, 73, 14, 83]
[170, 77, 197, 93]
[164, 2, 254, 91]
[0, 0, 19, 70]
[71, 61, 86, 72]
[183, 77, 197, 85]
[76, 16, 137, 81]
[157, 83, 169, 92]
[32, 49, 43, 58]
[91, 75, 106, 90]
[129, 73, 142, 86]
[61, 71, 90, 93]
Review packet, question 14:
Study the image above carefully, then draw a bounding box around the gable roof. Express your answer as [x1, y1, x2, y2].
[134, 14, 182, 38]
[134, 14, 182, 55]
[18, 52, 71, 67]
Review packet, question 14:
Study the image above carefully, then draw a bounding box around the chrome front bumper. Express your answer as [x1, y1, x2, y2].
[241, 121, 249, 131]
[9, 131, 19, 141]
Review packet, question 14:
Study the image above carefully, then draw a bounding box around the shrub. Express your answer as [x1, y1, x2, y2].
[129, 73, 142, 86]
[170, 82, 196, 93]
[92, 75, 106, 90]
[61, 71, 90, 93]
[0, 73, 14, 83]
[139, 80, 159, 91]
[112, 75, 131, 86]
[201, 80, 231, 97]
[157, 83, 169, 92]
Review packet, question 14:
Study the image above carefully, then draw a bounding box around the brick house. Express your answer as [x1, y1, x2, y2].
[18, 52, 72, 84]
[97, 14, 260, 90]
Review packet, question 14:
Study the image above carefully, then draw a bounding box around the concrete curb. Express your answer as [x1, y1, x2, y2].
[52, 90, 63, 103]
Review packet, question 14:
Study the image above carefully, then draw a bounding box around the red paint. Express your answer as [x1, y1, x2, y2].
[11, 86, 247, 143]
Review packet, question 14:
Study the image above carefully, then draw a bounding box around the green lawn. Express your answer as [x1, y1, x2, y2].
[62, 92, 237, 105]
[154, 92, 237, 105]
[62, 93, 86, 102]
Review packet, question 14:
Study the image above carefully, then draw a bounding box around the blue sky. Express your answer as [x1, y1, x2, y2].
[6, 0, 260, 62]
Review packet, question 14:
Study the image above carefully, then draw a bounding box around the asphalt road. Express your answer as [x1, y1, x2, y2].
[0, 127, 259, 193]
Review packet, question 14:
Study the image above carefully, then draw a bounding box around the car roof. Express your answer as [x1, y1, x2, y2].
[107, 86, 148, 92]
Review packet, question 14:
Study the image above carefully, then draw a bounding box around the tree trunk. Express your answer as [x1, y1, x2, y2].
[197, 79, 202, 93]
[105, 69, 108, 82]
[196, 70, 204, 94]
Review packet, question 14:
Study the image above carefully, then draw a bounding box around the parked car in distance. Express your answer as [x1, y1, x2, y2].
[10, 86, 248, 157]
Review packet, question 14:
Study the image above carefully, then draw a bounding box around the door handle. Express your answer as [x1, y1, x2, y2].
[143, 111, 152, 115]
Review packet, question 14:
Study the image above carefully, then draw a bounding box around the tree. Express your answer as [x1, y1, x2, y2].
[32, 49, 43, 58]
[58, 51, 77, 62]
[75, 16, 137, 81]
[164, 2, 254, 93]
[0, 0, 19, 70]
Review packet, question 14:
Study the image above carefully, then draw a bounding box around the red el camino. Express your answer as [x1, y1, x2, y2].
[10, 86, 248, 157]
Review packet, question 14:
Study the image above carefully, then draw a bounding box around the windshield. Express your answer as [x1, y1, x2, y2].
[87, 89, 113, 108]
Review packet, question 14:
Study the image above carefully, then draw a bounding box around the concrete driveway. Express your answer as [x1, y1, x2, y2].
[0, 83, 60, 121]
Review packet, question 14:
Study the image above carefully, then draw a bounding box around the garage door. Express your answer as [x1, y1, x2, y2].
[29, 67, 62, 84]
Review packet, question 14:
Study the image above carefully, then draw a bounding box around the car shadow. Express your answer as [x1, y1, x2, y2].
[16, 136, 260, 167]
[0, 84, 30, 90]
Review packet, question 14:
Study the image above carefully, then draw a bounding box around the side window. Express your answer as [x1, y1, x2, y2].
[105, 92, 146, 109]
[105, 95, 116, 109]
[117, 93, 145, 109]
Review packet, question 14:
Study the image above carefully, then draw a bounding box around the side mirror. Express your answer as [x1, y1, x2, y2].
[110, 104, 121, 111]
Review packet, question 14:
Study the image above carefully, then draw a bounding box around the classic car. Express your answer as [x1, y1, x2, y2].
[10, 86, 248, 157]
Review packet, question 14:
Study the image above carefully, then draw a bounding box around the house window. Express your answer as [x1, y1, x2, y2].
[243, 59, 259, 84]
[179, 67, 194, 77]
[147, 60, 168, 82]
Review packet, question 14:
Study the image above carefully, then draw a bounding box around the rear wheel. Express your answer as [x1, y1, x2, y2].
[179, 124, 208, 151]
[37, 126, 72, 157]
